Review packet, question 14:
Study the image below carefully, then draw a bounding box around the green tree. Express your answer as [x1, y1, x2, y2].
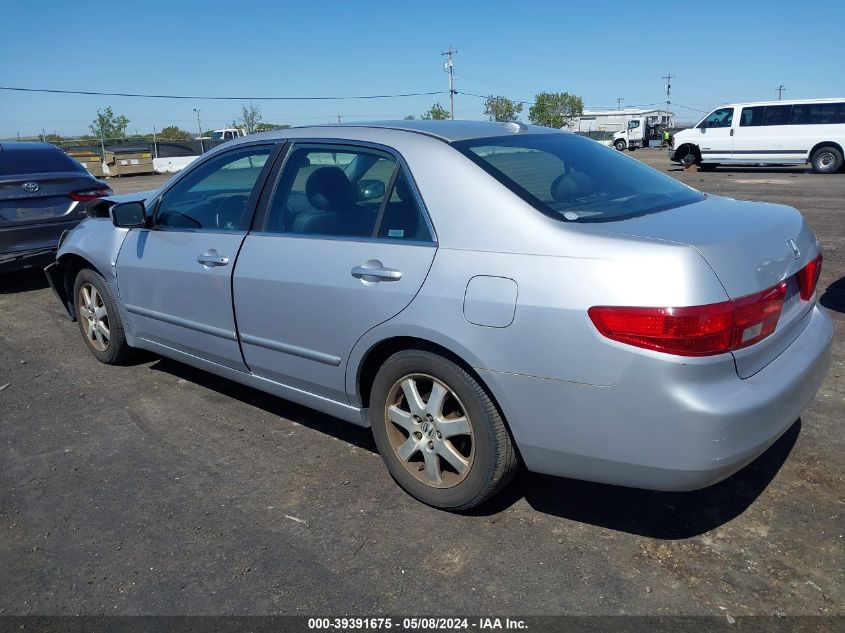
[89, 107, 130, 138]
[421, 102, 449, 120]
[484, 95, 523, 122]
[232, 103, 262, 134]
[158, 125, 193, 140]
[528, 92, 584, 129]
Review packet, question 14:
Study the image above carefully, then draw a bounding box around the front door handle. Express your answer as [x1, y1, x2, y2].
[351, 260, 403, 283]
[197, 249, 229, 267]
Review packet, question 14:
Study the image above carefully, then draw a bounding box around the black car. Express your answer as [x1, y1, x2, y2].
[0, 142, 111, 273]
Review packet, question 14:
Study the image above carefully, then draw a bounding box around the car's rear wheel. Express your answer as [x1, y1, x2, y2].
[73, 268, 133, 364]
[369, 350, 518, 510]
[810, 146, 843, 174]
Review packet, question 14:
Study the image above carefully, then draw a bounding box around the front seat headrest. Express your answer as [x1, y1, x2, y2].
[305, 166, 354, 212]
[550, 171, 596, 202]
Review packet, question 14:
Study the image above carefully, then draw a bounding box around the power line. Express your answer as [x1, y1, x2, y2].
[0, 85, 446, 101]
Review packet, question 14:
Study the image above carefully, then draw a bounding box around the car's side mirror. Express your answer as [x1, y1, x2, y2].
[358, 179, 386, 201]
[111, 201, 148, 228]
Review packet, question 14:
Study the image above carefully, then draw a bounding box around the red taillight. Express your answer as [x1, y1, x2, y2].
[70, 187, 112, 202]
[796, 253, 823, 301]
[588, 281, 788, 357]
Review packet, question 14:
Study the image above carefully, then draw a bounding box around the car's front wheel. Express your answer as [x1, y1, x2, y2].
[614, 140, 626, 151]
[73, 268, 133, 365]
[369, 350, 518, 510]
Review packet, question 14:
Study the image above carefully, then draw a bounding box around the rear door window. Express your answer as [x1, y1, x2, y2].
[762, 105, 792, 126]
[264, 143, 432, 242]
[740, 106, 765, 127]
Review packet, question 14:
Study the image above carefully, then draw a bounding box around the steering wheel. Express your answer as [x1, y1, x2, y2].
[212, 195, 248, 231]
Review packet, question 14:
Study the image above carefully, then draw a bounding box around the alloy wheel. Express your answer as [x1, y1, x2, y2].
[384, 374, 474, 488]
[78, 283, 110, 352]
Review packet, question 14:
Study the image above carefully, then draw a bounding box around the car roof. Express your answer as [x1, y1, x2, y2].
[0, 141, 61, 152]
[717, 97, 845, 108]
[254, 120, 564, 143]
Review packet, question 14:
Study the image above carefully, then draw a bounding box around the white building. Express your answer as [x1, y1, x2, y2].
[568, 108, 675, 134]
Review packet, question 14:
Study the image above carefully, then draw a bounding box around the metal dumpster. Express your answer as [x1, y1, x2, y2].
[103, 146, 154, 177]
[67, 150, 104, 178]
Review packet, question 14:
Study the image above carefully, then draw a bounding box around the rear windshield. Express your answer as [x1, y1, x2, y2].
[0, 147, 86, 176]
[452, 133, 704, 223]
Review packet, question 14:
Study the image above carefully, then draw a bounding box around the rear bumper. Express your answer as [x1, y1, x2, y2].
[480, 304, 833, 491]
[0, 219, 82, 272]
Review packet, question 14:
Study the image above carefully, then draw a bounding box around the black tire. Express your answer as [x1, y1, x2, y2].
[810, 146, 843, 174]
[614, 140, 626, 152]
[72, 268, 134, 365]
[369, 349, 518, 510]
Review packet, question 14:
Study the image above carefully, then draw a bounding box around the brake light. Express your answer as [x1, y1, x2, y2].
[70, 186, 112, 202]
[588, 281, 788, 357]
[796, 253, 823, 301]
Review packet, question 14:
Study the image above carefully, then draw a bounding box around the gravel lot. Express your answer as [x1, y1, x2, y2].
[0, 151, 842, 617]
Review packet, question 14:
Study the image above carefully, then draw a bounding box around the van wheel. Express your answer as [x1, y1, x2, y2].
[811, 146, 843, 174]
[369, 350, 518, 510]
[614, 140, 626, 151]
[681, 151, 698, 167]
[73, 268, 133, 365]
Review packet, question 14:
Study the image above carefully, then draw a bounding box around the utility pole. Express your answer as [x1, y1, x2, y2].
[193, 108, 204, 153]
[337, 115, 342, 123]
[616, 97, 624, 110]
[662, 72, 674, 128]
[776, 84, 786, 100]
[442, 46, 457, 120]
[193, 108, 203, 138]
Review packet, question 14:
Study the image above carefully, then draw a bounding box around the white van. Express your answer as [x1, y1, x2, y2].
[670, 98, 845, 173]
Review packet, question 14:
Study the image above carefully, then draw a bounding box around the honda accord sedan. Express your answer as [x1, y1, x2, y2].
[1, 142, 111, 273]
[44, 121, 832, 510]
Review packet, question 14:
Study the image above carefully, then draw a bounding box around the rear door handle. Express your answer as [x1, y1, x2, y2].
[197, 249, 229, 267]
[351, 260, 402, 282]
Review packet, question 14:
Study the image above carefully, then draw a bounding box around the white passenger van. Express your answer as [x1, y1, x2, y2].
[670, 98, 845, 173]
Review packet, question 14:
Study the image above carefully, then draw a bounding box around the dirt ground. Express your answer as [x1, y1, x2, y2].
[0, 150, 842, 617]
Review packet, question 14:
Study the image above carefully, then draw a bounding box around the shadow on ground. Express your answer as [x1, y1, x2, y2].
[147, 356, 798, 539]
[480, 421, 800, 539]
[0, 268, 50, 294]
[820, 277, 845, 314]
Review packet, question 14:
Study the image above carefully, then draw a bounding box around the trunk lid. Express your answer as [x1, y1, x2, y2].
[589, 194, 819, 377]
[0, 172, 94, 225]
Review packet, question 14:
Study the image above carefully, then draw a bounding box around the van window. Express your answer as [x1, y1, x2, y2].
[740, 106, 765, 127]
[700, 108, 733, 129]
[762, 105, 792, 126]
[791, 102, 845, 125]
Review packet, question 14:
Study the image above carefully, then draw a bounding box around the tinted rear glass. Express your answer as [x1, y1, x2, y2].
[452, 134, 704, 223]
[0, 147, 86, 176]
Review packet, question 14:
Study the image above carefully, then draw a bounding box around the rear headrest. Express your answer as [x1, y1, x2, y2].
[550, 171, 596, 202]
[305, 166, 354, 212]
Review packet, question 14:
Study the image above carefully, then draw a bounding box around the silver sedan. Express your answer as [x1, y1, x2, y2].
[45, 121, 833, 510]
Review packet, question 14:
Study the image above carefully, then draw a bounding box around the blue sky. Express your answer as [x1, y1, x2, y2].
[2, 0, 843, 138]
